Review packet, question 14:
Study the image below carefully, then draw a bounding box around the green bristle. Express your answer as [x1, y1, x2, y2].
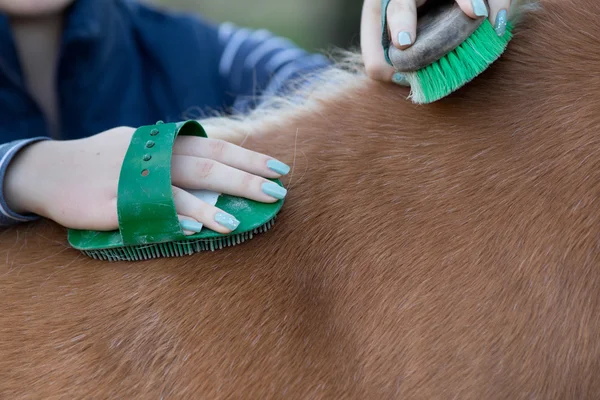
[410, 19, 513, 104]
[82, 217, 277, 262]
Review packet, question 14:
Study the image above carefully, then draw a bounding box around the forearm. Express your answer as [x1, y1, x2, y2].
[216, 22, 332, 113]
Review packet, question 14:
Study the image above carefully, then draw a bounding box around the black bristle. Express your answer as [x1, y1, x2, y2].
[82, 217, 277, 262]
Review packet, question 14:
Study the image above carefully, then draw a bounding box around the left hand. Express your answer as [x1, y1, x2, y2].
[5, 125, 290, 235]
[361, 0, 511, 84]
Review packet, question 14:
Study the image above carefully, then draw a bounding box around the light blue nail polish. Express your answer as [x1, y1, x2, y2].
[392, 72, 410, 87]
[267, 159, 290, 175]
[494, 9, 507, 36]
[180, 219, 203, 233]
[214, 212, 240, 231]
[398, 31, 412, 46]
[471, 0, 488, 17]
[262, 182, 287, 200]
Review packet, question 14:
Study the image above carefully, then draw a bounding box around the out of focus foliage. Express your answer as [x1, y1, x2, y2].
[145, 0, 363, 52]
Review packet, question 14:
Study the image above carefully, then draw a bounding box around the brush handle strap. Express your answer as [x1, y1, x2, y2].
[381, 0, 394, 66]
[116, 120, 207, 246]
[382, 0, 486, 72]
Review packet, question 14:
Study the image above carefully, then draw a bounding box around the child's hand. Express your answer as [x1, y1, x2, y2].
[4, 126, 290, 234]
[361, 0, 510, 83]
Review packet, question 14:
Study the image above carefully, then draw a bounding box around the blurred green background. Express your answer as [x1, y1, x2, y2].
[146, 0, 364, 52]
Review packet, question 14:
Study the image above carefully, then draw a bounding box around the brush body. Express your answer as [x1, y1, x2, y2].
[382, 0, 514, 104]
[387, 0, 486, 71]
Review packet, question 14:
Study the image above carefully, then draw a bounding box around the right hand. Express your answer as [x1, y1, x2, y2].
[4, 126, 290, 235]
[361, 0, 510, 84]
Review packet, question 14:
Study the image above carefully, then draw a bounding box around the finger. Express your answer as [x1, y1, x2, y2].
[171, 155, 287, 203]
[360, 0, 396, 81]
[386, 0, 419, 49]
[488, 0, 510, 36]
[173, 136, 290, 179]
[174, 187, 240, 234]
[454, 0, 489, 18]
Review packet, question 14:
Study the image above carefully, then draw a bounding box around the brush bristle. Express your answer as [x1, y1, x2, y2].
[82, 218, 276, 262]
[406, 20, 513, 104]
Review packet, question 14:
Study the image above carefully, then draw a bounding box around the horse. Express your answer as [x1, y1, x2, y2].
[2, 0, 599, 397]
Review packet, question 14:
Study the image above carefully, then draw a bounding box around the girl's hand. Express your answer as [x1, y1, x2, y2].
[4, 126, 290, 235]
[361, 0, 510, 83]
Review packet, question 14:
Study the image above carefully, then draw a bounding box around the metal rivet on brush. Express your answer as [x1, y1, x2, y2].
[141, 169, 149, 176]
[143, 154, 152, 161]
[156, 120, 164, 125]
[145, 140, 155, 148]
[150, 129, 159, 136]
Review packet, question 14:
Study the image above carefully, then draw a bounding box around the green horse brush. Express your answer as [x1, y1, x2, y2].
[381, 0, 513, 104]
[67, 120, 284, 262]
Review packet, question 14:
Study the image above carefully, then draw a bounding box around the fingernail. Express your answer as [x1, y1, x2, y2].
[180, 219, 203, 233]
[267, 159, 290, 175]
[214, 212, 240, 231]
[392, 72, 409, 86]
[262, 182, 287, 200]
[471, 0, 488, 17]
[494, 9, 507, 36]
[398, 31, 412, 46]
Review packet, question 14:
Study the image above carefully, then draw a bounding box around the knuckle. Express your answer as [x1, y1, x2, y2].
[191, 206, 209, 223]
[389, 0, 415, 14]
[364, 62, 383, 79]
[172, 186, 184, 202]
[194, 202, 216, 224]
[115, 126, 136, 135]
[251, 153, 266, 170]
[112, 125, 132, 131]
[364, 62, 391, 81]
[239, 172, 258, 192]
[367, 0, 382, 15]
[195, 159, 215, 179]
[208, 139, 228, 157]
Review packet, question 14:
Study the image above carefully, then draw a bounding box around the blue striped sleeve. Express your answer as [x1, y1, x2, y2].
[216, 22, 331, 113]
[0, 138, 50, 227]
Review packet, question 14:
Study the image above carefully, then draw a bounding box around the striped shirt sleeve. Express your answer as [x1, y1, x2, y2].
[216, 22, 331, 113]
[0, 138, 50, 227]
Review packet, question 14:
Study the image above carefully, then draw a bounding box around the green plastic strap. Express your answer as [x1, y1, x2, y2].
[381, 0, 393, 66]
[116, 120, 207, 246]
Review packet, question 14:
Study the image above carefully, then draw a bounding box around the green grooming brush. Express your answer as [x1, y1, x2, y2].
[382, 0, 513, 104]
[67, 120, 284, 262]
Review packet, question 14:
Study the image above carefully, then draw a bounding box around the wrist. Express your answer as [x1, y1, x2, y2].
[4, 140, 54, 216]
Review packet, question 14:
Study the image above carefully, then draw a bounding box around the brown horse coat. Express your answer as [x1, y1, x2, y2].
[1, 0, 599, 398]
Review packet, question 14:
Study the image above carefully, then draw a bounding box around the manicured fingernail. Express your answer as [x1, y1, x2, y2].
[180, 219, 203, 233]
[471, 0, 488, 17]
[267, 159, 290, 175]
[494, 9, 507, 36]
[214, 212, 240, 231]
[398, 31, 412, 46]
[262, 182, 287, 200]
[392, 72, 409, 86]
